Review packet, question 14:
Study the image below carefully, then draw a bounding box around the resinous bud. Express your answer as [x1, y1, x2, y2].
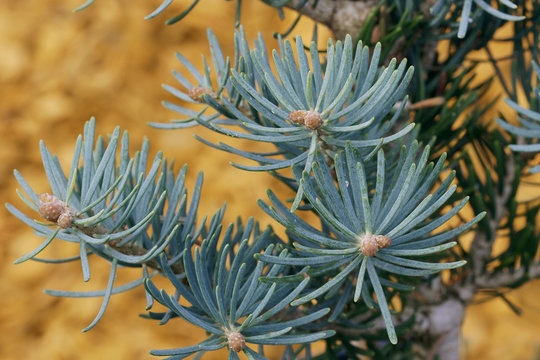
[304, 110, 322, 129]
[38, 193, 66, 222]
[38, 193, 73, 229]
[288, 110, 322, 129]
[227, 331, 245, 353]
[359, 234, 392, 256]
[289, 110, 308, 125]
[188, 87, 216, 102]
[57, 211, 73, 229]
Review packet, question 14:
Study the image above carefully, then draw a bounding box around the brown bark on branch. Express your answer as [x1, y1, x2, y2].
[476, 261, 540, 288]
[286, 0, 378, 39]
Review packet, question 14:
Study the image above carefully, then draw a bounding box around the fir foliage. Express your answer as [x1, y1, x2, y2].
[8, 0, 540, 359]
[497, 61, 540, 172]
[258, 141, 484, 343]
[157, 29, 415, 211]
[8, 118, 206, 331]
[144, 217, 334, 359]
[431, 0, 525, 38]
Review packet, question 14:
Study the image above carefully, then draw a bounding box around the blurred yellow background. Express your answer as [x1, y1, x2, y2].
[0, 1, 538, 359]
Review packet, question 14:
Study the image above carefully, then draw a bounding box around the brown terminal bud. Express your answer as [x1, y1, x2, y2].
[57, 211, 73, 229]
[188, 87, 216, 102]
[227, 331, 245, 353]
[374, 235, 391, 249]
[359, 234, 391, 257]
[360, 234, 379, 257]
[289, 110, 308, 125]
[288, 110, 323, 129]
[304, 110, 323, 130]
[38, 193, 66, 222]
[38, 193, 56, 204]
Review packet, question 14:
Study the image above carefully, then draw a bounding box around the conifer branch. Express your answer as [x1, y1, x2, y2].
[285, 0, 379, 40]
[469, 152, 516, 280]
[476, 260, 540, 288]
[8, 1, 539, 359]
